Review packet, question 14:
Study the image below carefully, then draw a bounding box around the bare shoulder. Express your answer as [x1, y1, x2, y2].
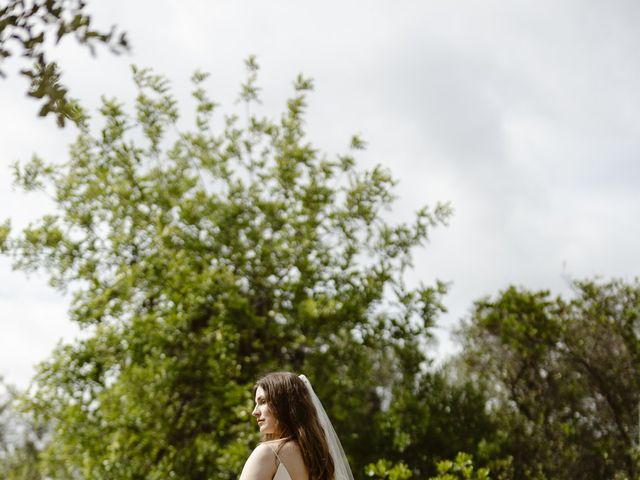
[252, 441, 279, 459]
[249, 438, 308, 479]
[260, 438, 301, 457]
[239, 443, 277, 480]
[278, 439, 302, 456]
[277, 440, 308, 479]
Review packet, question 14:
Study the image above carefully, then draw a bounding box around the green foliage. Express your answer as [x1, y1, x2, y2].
[429, 453, 490, 480]
[377, 368, 498, 478]
[0, 0, 128, 126]
[0, 379, 45, 480]
[0, 219, 10, 252]
[4, 58, 451, 479]
[458, 278, 640, 479]
[365, 459, 412, 480]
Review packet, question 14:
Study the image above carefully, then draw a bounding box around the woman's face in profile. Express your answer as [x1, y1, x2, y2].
[252, 386, 279, 435]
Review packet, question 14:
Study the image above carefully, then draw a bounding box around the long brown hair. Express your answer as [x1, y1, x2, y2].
[254, 372, 335, 480]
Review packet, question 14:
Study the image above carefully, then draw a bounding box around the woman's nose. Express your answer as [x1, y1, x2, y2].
[251, 405, 259, 416]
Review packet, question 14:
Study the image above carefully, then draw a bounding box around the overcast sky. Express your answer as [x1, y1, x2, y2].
[2, 0, 639, 389]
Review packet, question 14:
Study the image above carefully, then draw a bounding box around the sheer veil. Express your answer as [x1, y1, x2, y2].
[299, 375, 354, 480]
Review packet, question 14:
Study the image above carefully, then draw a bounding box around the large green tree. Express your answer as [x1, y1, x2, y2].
[1, 58, 453, 479]
[0, 0, 128, 126]
[458, 279, 640, 479]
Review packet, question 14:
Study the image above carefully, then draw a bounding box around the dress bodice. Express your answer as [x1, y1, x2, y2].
[273, 462, 292, 480]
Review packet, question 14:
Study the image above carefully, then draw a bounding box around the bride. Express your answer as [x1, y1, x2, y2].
[239, 372, 353, 480]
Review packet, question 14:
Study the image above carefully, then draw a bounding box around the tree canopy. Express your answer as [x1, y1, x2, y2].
[458, 278, 640, 479]
[1, 58, 458, 479]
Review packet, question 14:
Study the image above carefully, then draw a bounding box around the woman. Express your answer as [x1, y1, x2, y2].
[239, 372, 353, 480]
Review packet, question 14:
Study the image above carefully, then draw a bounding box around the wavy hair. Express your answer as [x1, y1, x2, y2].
[254, 372, 335, 480]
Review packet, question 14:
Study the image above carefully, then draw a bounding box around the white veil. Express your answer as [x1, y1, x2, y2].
[299, 374, 354, 480]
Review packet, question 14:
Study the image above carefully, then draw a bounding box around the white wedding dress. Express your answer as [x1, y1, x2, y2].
[273, 463, 292, 480]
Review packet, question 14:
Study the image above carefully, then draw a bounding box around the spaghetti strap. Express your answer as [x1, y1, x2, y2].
[264, 441, 294, 480]
[264, 441, 284, 467]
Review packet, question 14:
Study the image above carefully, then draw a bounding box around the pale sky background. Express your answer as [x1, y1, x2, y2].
[1, 0, 639, 389]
